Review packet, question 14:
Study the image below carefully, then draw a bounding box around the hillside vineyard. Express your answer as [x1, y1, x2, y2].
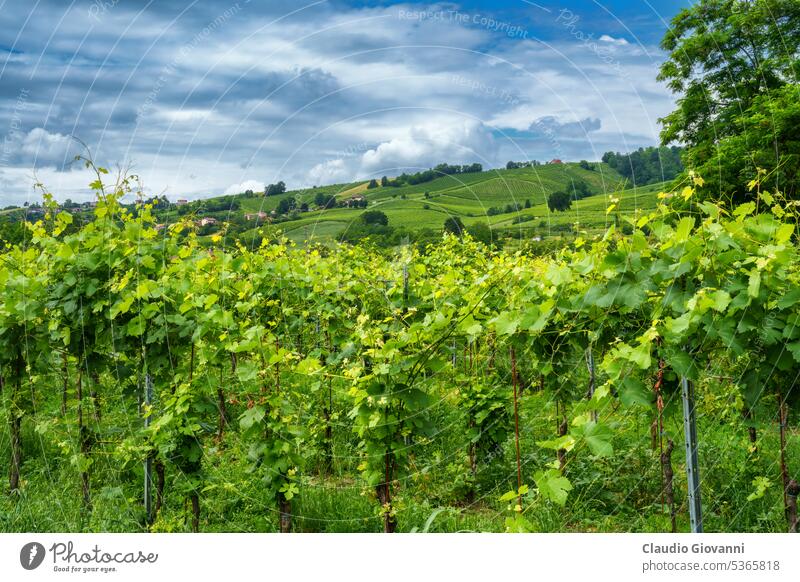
[1, 171, 798, 533]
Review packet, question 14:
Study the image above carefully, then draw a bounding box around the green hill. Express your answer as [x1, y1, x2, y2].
[165, 162, 668, 245]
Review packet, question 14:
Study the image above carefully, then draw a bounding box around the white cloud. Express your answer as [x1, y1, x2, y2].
[599, 34, 630, 46]
[19, 128, 76, 165]
[224, 179, 264, 195]
[360, 120, 495, 174]
[306, 159, 353, 186]
[0, 165, 96, 206]
[305, 120, 496, 185]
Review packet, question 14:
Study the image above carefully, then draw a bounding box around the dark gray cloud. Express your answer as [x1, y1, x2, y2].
[0, 0, 673, 205]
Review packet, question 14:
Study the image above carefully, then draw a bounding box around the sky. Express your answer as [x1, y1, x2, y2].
[0, 0, 691, 204]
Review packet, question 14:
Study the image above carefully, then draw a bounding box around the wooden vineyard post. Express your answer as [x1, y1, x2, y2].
[324, 330, 334, 475]
[9, 377, 22, 493]
[586, 349, 597, 422]
[788, 480, 799, 533]
[77, 368, 91, 511]
[779, 396, 790, 522]
[402, 262, 409, 311]
[556, 402, 568, 473]
[661, 439, 677, 533]
[61, 354, 69, 416]
[510, 346, 523, 508]
[144, 373, 153, 523]
[681, 376, 703, 532]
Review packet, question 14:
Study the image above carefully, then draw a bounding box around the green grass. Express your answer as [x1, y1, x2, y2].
[283, 220, 351, 244]
[238, 181, 364, 213]
[1, 379, 794, 533]
[485, 181, 665, 233]
[193, 162, 640, 244]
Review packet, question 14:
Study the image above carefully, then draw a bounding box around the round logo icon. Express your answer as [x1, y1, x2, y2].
[20, 542, 46, 570]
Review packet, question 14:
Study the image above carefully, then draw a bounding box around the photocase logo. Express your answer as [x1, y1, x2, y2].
[20, 542, 46, 570]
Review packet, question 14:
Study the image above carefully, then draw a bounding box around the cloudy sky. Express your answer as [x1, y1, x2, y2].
[0, 0, 690, 204]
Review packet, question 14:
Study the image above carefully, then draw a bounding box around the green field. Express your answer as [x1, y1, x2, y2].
[214, 162, 658, 244]
[0, 162, 663, 248]
[238, 181, 365, 213]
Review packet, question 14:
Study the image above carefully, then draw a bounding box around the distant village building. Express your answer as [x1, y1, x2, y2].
[344, 195, 366, 208]
[245, 211, 269, 221]
[198, 217, 218, 226]
[176, 199, 188, 206]
[155, 224, 166, 231]
[548, 159, 563, 164]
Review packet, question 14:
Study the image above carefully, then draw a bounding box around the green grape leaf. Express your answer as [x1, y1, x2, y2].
[619, 376, 653, 407]
[239, 405, 266, 431]
[534, 469, 572, 506]
[575, 421, 614, 457]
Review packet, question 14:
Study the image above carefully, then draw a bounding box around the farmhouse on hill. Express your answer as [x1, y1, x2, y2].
[344, 195, 367, 208]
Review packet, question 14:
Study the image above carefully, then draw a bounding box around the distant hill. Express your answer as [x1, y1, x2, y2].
[0, 160, 668, 247]
[166, 161, 661, 244]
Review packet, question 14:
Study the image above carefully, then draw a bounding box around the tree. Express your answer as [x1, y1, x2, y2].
[277, 196, 296, 214]
[697, 84, 800, 198]
[466, 222, 495, 246]
[602, 146, 684, 186]
[658, 0, 800, 200]
[380, 176, 389, 187]
[340, 212, 392, 244]
[244, 189, 254, 196]
[524, 199, 531, 209]
[361, 210, 388, 226]
[315, 192, 336, 208]
[579, 160, 593, 171]
[571, 179, 592, 200]
[443, 216, 465, 236]
[367, 179, 379, 189]
[547, 191, 572, 212]
[265, 181, 287, 196]
[506, 160, 537, 169]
